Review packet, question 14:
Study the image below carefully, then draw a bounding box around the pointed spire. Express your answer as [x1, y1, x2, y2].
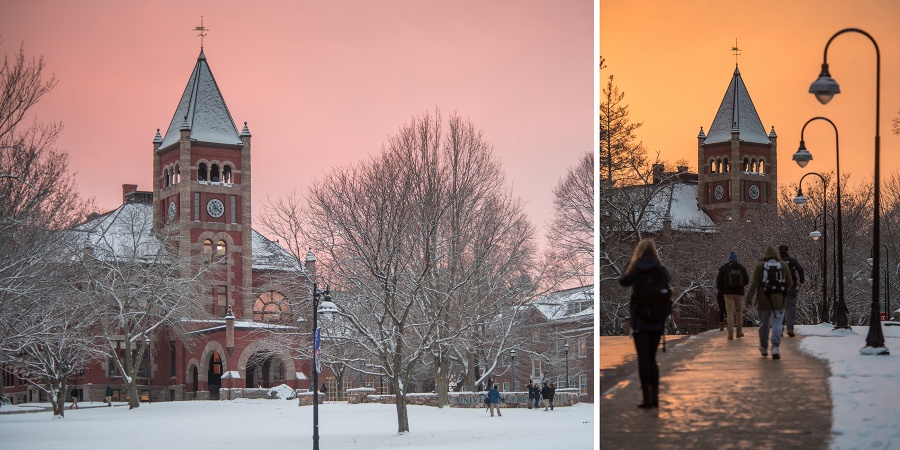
[769, 126, 777, 138]
[305, 247, 316, 263]
[704, 67, 770, 145]
[153, 128, 163, 144]
[157, 51, 242, 151]
[698, 126, 706, 138]
[240, 122, 251, 137]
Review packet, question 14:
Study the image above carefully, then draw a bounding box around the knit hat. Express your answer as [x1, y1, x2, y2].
[779, 245, 789, 255]
[728, 252, 737, 261]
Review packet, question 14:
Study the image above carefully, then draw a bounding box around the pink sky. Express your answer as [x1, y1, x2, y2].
[0, 0, 594, 247]
[601, 0, 900, 199]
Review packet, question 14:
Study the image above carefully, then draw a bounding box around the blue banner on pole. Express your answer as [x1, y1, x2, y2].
[314, 328, 321, 374]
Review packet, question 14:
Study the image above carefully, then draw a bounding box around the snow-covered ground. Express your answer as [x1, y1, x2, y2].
[797, 323, 900, 450]
[0, 398, 594, 449]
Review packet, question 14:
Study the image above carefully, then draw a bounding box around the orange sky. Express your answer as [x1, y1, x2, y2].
[0, 0, 594, 246]
[600, 0, 900, 196]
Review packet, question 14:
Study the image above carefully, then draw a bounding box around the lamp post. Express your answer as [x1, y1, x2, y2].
[510, 349, 516, 392]
[810, 213, 838, 322]
[867, 242, 891, 321]
[792, 172, 830, 323]
[311, 282, 337, 450]
[792, 118, 849, 329]
[564, 343, 570, 389]
[145, 336, 151, 404]
[808, 28, 886, 353]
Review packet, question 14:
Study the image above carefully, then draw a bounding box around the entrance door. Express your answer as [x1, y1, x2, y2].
[208, 352, 222, 400]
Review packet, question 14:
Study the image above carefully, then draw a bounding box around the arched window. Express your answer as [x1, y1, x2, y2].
[254, 290, 290, 322]
[759, 160, 766, 174]
[709, 160, 716, 174]
[164, 168, 170, 187]
[742, 157, 750, 172]
[223, 165, 233, 184]
[203, 239, 213, 260]
[216, 240, 227, 262]
[714, 159, 721, 173]
[211, 164, 221, 183]
[198, 163, 208, 182]
[751, 158, 759, 173]
[174, 164, 180, 184]
[722, 157, 730, 173]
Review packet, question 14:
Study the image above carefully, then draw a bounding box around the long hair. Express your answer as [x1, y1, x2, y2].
[624, 238, 660, 274]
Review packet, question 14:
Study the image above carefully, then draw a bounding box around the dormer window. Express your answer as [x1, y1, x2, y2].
[199, 163, 208, 182]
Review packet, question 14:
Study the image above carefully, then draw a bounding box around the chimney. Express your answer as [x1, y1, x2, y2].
[652, 164, 665, 184]
[122, 184, 138, 203]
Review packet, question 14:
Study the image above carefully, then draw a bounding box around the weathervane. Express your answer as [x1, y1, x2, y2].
[731, 38, 742, 66]
[194, 16, 209, 50]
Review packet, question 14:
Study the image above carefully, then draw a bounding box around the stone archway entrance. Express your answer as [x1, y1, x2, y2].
[246, 351, 282, 388]
[208, 352, 223, 399]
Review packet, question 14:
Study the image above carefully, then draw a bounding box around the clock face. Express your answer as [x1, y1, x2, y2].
[749, 185, 761, 200]
[168, 201, 176, 221]
[206, 198, 225, 218]
[714, 185, 725, 200]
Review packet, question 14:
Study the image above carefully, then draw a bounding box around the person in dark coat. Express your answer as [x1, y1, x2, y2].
[526, 381, 535, 409]
[619, 238, 670, 408]
[530, 381, 541, 409]
[716, 252, 749, 340]
[544, 382, 556, 411]
[69, 387, 79, 409]
[488, 384, 502, 417]
[779, 245, 805, 337]
[746, 245, 794, 360]
[105, 384, 113, 407]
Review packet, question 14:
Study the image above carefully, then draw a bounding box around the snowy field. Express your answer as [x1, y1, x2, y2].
[0, 399, 594, 450]
[797, 323, 900, 450]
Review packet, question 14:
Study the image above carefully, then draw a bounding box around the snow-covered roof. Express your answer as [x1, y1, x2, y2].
[72, 202, 164, 263]
[252, 230, 305, 272]
[529, 285, 594, 323]
[616, 181, 716, 233]
[73, 203, 305, 272]
[158, 50, 243, 151]
[703, 66, 771, 146]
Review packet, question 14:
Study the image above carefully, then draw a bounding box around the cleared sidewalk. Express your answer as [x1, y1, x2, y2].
[600, 328, 833, 449]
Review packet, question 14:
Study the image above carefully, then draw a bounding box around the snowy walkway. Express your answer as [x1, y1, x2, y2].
[600, 328, 832, 449]
[0, 398, 594, 449]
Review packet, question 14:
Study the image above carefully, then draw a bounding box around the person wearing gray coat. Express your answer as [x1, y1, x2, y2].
[745, 246, 793, 360]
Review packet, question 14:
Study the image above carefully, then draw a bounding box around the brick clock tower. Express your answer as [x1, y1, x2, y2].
[697, 65, 777, 223]
[152, 49, 253, 321]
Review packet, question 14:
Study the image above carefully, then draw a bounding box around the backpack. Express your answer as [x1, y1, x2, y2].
[633, 267, 673, 324]
[725, 265, 743, 289]
[761, 258, 786, 295]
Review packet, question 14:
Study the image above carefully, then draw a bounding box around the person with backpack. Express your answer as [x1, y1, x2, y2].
[779, 245, 805, 337]
[619, 238, 672, 408]
[745, 245, 793, 360]
[716, 252, 749, 340]
[488, 384, 502, 417]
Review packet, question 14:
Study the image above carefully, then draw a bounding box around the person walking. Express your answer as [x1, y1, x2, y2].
[526, 381, 535, 409]
[716, 252, 749, 340]
[530, 381, 541, 410]
[105, 384, 113, 407]
[779, 245, 806, 337]
[69, 387, 79, 410]
[618, 238, 671, 408]
[488, 384, 502, 417]
[541, 381, 553, 411]
[745, 245, 793, 360]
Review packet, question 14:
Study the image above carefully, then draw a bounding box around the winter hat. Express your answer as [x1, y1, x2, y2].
[779, 245, 789, 256]
[728, 252, 737, 261]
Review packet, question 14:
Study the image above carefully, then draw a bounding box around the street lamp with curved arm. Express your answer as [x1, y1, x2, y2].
[792, 117, 849, 330]
[792, 172, 830, 323]
[811, 213, 838, 323]
[809, 28, 886, 353]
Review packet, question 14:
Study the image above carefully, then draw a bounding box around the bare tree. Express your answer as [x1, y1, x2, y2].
[546, 151, 593, 288]
[0, 40, 92, 401]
